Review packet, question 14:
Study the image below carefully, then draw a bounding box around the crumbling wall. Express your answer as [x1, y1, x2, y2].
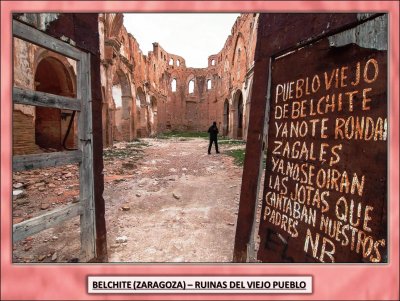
[100, 14, 136, 144]
[14, 13, 259, 149]
[13, 37, 40, 154]
[164, 13, 259, 137]
[101, 13, 258, 141]
[13, 18, 78, 155]
[12, 13, 108, 262]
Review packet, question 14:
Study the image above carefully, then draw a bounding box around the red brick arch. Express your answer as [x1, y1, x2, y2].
[34, 53, 77, 150]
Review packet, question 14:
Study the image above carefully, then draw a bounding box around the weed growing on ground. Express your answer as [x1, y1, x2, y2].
[225, 149, 246, 166]
[156, 131, 208, 139]
[218, 139, 246, 145]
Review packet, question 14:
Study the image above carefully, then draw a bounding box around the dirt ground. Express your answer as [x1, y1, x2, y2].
[12, 137, 247, 263]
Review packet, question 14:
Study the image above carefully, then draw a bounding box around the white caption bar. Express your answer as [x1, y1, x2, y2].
[88, 276, 312, 294]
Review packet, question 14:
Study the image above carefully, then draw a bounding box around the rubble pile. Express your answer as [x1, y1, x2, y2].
[12, 141, 147, 263]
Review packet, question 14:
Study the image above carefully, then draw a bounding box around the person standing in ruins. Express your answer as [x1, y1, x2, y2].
[207, 121, 220, 154]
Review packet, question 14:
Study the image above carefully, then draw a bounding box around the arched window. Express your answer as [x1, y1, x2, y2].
[176, 60, 180, 67]
[188, 80, 195, 94]
[171, 79, 177, 92]
[207, 79, 212, 90]
[211, 59, 215, 66]
[169, 58, 174, 66]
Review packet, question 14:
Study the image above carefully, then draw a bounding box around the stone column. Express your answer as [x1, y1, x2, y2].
[140, 104, 148, 137]
[230, 107, 237, 139]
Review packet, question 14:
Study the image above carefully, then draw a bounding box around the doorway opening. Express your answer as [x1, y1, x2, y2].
[34, 56, 76, 150]
[223, 99, 230, 136]
[232, 89, 243, 139]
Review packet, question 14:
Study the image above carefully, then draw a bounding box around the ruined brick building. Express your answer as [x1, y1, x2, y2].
[13, 13, 258, 154]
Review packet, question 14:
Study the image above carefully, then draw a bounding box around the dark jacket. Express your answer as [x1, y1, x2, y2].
[208, 125, 219, 140]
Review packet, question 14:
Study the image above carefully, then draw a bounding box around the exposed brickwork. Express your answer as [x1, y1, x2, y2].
[100, 13, 259, 145]
[13, 13, 259, 153]
[13, 13, 108, 262]
[12, 35, 77, 155]
[12, 110, 40, 154]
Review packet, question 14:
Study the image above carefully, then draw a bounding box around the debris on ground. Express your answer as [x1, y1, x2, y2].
[12, 138, 251, 263]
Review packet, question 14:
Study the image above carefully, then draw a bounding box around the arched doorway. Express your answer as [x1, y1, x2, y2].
[34, 56, 76, 150]
[232, 89, 244, 139]
[238, 96, 243, 139]
[150, 96, 158, 135]
[223, 99, 229, 136]
[112, 70, 133, 142]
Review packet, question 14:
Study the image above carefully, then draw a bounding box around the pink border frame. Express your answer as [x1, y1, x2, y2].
[1, 1, 399, 300]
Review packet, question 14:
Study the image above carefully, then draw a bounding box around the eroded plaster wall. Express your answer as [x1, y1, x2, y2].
[101, 13, 259, 144]
[13, 13, 259, 154]
[13, 32, 78, 155]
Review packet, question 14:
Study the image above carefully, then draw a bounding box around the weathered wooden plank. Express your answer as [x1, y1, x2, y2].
[13, 203, 82, 243]
[255, 15, 388, 263]
[13, 19, 83, 60]
[13, 150, 82, 171]
[78, 52, 97, 261]
[13, 87, 81, 111]
[245, 58, 273, 263]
